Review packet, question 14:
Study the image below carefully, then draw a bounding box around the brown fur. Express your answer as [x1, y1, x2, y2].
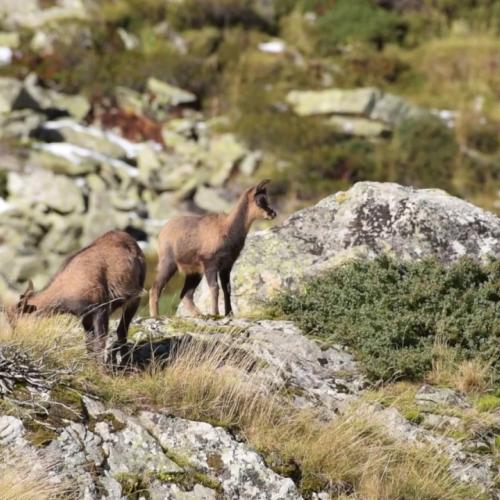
[150, 181, 276, 317]
[14, 230, 146, 361]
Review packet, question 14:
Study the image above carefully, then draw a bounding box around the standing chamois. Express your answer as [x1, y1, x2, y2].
[149, 180, 276, 318]
[15, 231, 146, 362]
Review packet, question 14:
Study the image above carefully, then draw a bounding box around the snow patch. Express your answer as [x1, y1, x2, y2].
[258, 40, 286, 54]
[43, 119, 159, 158]
[0, 47, 13, 66]
[37, 142, 139, 177]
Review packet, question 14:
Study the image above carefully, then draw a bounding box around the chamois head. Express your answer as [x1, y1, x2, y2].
[249, 180, 276, 221]
[16, 280, 37, 315]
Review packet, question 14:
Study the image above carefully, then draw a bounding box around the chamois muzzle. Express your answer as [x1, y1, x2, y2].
[265, 208, 277, 220]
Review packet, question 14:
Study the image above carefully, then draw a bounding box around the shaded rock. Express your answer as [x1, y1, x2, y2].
[190, 182, 500, 315]
[369, 92, 426, 125]
[139, 411, 301, 500]
[415, 384, 470, 409]
[0, 109, 45, 140]
[8, 168, 84, 214]
[13, 74, 90, 120]
[286, 87, 379, 116]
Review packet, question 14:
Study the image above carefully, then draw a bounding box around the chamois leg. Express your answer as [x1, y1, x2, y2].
[219, 269, 232, 316]
[91, 306, 109, 363]
[149, 259, 177, 318]
[180, 273, 202, 317]
[204, 266, 220, 316]
[82, 314, 95, 355]
[112, 297, 140, 367]
[117, 297, 140, 344]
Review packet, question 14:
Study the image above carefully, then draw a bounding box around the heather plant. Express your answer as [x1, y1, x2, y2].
[274, 257, 499, 384]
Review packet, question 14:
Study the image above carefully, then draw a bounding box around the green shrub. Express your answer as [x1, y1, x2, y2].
[390, 114, 458, 191]
[273, 257, 500, 383]
[314, 0, 407, 52]
[466, 122, 500, 155]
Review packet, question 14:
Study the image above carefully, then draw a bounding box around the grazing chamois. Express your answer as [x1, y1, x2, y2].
[149, 180, 276, 318]
[15, 231, 146, 361]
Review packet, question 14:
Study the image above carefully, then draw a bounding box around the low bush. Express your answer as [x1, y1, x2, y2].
[314, 0, 407, 52]
[273, 257, 499, 383]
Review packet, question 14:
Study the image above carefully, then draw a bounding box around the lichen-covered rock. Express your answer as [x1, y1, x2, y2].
[136, 318, 364, 414]
[147, 77, 197, 107]
[286, 87, 379, 116]
[8, 168, 85, 214]
[190, 182, 500, 315]
[13, 74, 90, 119]
[139, 411, 302, 500]
[415, 384, 471, 409]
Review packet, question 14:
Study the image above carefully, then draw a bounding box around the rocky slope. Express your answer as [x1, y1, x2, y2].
[1, 317, 499, 499]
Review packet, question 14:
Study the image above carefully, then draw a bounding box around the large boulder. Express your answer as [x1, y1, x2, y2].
[190, 182, 500, 315]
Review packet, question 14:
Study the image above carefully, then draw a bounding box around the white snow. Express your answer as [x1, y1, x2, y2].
[0, 197, 14, 213]
[258, 40, 286, 54]
[0, 47, 13, 66]
[42, 119, 152, 158]
[38, 142, 139, 178]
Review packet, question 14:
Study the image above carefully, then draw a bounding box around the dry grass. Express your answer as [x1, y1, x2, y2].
[85, 337, 480, 498]
[0, 448, 72, 500]
[427, 339, 493, 396]
[0, 314, 483, 498]
[0, 312, 86, 370]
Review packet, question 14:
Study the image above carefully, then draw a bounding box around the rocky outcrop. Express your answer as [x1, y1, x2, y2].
[189, 182, 500, 316]
[286, 87, 432, 137]
[132, 317, 365, 414]
[0, 392, 302, 499]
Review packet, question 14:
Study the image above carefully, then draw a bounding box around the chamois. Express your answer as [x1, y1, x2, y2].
[15, 230, 146, 361]
[149, 180, 276, 318]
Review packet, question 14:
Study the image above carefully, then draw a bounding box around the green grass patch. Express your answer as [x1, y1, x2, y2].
[475, 394, 500, 413]
[273, 256, 500, 383]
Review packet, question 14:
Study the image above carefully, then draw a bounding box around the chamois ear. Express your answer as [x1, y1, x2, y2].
[255, 179, 270, 194]
[21, 279, 34, 298]
[17, 280, 35, 312]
